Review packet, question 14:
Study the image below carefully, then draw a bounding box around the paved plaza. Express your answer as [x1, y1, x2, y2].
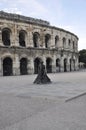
[0, 71, 86, 130]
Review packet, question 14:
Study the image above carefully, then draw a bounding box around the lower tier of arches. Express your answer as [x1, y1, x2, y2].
[0, 55, 79, 76]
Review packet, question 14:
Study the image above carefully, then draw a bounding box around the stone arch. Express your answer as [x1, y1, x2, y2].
[64, 58, 67, 72]
[45, 34, 51, 48]
[19, 30, 27, 47]
[46, 57, 52, 73]
[20, 58, 28, 75]
[56, 58, 60, 72]
[55, 35, 59, 48]
[33, 32, 40, 47]
[1, 53, 13, 61]
[63, 37, 66, 49]
[2, 28, 11, 46]
[34, 57, 42, 74]
[3, 57, 13, 76]
[68, 39, 71, 48]
[20, 54, 27, 60]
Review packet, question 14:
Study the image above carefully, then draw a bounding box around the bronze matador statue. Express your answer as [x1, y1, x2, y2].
[33, 61, 51, 84]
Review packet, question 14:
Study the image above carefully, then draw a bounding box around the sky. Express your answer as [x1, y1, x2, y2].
[0, 0, 86, 50]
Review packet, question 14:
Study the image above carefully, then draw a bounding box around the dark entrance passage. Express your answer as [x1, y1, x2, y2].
[46, 58, 52, 73]
[20, 58, 28, 75]
[70, 59, 72, 71]
[56, 58, 60, 72]
[73, 59, 75, 71]
[34, 58, 41, 74]
[3, 57, 12, 76]
[64, 58, 67, 72]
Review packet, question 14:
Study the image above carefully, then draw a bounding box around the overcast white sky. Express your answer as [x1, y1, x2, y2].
[0, 0, 86, 50]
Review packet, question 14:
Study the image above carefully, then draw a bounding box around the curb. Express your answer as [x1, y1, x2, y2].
[65, 92, 86, 102]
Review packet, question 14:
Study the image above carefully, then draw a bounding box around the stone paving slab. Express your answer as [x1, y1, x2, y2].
[1, 94, 86, 130]
[0, 71, 86, 129]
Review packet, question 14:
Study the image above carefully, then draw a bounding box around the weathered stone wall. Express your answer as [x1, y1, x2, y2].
[0, 11, 79, 76]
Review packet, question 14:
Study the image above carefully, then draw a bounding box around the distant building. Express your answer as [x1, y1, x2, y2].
[0, 11, 79, 76]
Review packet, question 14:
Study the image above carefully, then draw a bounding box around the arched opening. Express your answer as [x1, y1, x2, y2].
[3, 57, 13, 76]
[73, 59, 75, 71]
[20, 58, 28, 75]
[64, 58, 67, 72]
[2, 28, 11, 46]
[46, 58, 52, 73]
[68, 39, 71, 49]
[73, 41, 75, 50]
[34, 58, 41, 74]
[63, 37, 66, 49]
[56, 58, 60, 72]
[45, 34, 51, 48]
[19, 31, 26, 47]
[70, 59, 72, 71]
[76, 43, 77, 50]
[33, 32, 40, 47]
[55, 35, 59, 48]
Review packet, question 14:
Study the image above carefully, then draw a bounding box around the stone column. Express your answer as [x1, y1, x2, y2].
[0, 30, 3, 46]
[71, 59, 74, 71]
[42, 35, 45, 48]
[50, 34, 55, 48]
[26, 31, 30, 47]
[13, 54, 20, 75]
[27, 58, 34, 74]
[10, 26, 15, 47]
[13, 24, 19, 47]
[66, 38, 68, 49]
[67, 58, 70, 72]
[28, 32, 33, 47]
[60, 57, 64, 72]
[58, 33, 63, 49]
[27, 59, 30, 74]
[52, 55, 56, 73]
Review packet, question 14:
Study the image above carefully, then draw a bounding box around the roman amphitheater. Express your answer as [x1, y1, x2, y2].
[0, 11, 79, 76]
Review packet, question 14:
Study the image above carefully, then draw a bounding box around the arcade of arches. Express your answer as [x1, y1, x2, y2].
[1, 56, 77, 76]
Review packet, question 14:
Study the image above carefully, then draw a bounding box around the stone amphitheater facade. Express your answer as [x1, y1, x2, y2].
[0, 11, 79, 76]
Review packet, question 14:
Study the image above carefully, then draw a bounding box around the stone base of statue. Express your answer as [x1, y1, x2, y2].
[33, 61, 51, 84]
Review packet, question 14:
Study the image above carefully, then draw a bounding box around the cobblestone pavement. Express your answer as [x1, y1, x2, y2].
[0, 71, 86, 130]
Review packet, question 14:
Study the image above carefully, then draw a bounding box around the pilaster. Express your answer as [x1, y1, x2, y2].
[13, 54, 20, 75]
